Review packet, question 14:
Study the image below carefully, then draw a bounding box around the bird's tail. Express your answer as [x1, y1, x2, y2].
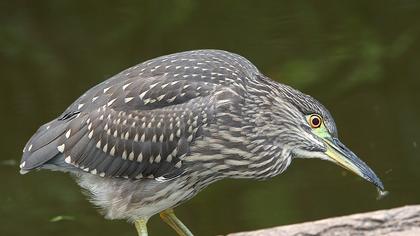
[20, 119, 69, 174]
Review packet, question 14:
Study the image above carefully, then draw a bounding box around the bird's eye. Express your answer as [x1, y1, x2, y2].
[309, 114, 322, 128]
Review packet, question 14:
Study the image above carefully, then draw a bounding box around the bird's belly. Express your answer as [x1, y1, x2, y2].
[75, 173, 198, 221]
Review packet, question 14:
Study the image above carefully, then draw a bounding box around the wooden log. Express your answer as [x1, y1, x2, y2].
[228, 205, 420, 236]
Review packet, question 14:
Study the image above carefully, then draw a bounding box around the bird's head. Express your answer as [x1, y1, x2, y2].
[267, 83, 384, 191]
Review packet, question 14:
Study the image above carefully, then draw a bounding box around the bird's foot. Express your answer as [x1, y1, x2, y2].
[134, 218, 149, 236]
[160, 208, 194, 236]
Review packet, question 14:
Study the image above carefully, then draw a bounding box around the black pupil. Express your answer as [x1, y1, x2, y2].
[312, 117, 320, 126]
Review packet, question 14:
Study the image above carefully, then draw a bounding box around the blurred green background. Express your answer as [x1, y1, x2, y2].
[1, 1, 420, 235]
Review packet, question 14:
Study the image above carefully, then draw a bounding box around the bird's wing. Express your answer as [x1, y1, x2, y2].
[21, 50, 249, 179]
[22, 103, 218, 180]
[21, 81, 222, 179]
[72, 97, 216, 179]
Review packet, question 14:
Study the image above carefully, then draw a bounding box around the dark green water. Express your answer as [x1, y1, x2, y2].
[1, 1, 420, 235]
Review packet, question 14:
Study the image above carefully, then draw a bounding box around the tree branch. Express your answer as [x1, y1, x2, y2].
[228, 205, 420, 236]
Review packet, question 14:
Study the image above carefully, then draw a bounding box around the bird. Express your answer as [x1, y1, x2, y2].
[19, 49, 384, 236]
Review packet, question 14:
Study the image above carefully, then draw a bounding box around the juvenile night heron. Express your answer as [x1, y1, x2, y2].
[20, 50, 384, 236]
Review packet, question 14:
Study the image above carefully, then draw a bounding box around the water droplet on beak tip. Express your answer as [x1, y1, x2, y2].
[376, 188, 389, 200]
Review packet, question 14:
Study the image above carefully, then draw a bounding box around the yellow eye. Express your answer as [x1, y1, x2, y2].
[309, 114, 323, 128]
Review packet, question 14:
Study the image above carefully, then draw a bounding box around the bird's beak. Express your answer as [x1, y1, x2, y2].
[322, 136, 384, 191]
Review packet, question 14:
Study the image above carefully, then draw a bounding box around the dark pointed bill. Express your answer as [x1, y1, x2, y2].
[323, 137, 384, 191]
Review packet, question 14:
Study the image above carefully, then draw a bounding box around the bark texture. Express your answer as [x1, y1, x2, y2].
[228, 205, 420, 236]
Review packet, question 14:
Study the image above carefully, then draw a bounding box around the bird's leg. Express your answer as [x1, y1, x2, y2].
[159, 208, 193, 236]
[134, 218, 149, 236]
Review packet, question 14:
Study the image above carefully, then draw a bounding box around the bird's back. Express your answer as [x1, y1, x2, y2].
[20, 49, 260, 180]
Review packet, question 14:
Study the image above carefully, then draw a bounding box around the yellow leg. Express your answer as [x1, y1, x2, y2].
[160, 208, 194, 236]
[134, 218, 148, 236]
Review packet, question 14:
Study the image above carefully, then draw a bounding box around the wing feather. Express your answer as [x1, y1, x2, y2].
[20, 50, 252, 179]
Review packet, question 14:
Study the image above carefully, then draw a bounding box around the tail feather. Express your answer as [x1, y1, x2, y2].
[20, 119, 69, 173]
[29, 121, 68, 153]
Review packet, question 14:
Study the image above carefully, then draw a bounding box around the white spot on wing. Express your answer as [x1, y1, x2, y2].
[19, 161, 26, 169]
[149, 82, 158, 89]
[171, 149, 177, 156]
[167, 96, 176, 103]
[124, 97, 134, 103]
[65, 129, 71, 138]
[57, 144, 65, 153]
[157, 94, 165, 101]
[137, 152, 143, 162]
[128, 152, 135, 161]
[166, 154, 172, 162]
[143, 98, 151, 104]
[155, 154, 161, 163]
[65, 156, 72, 164]
[107, 98, 117, 106]
[122, 82, 132, 90]
[139, 90, 148, 99]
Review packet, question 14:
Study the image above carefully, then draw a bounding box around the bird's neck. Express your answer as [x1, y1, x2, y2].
[184, 81, 293, 180]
